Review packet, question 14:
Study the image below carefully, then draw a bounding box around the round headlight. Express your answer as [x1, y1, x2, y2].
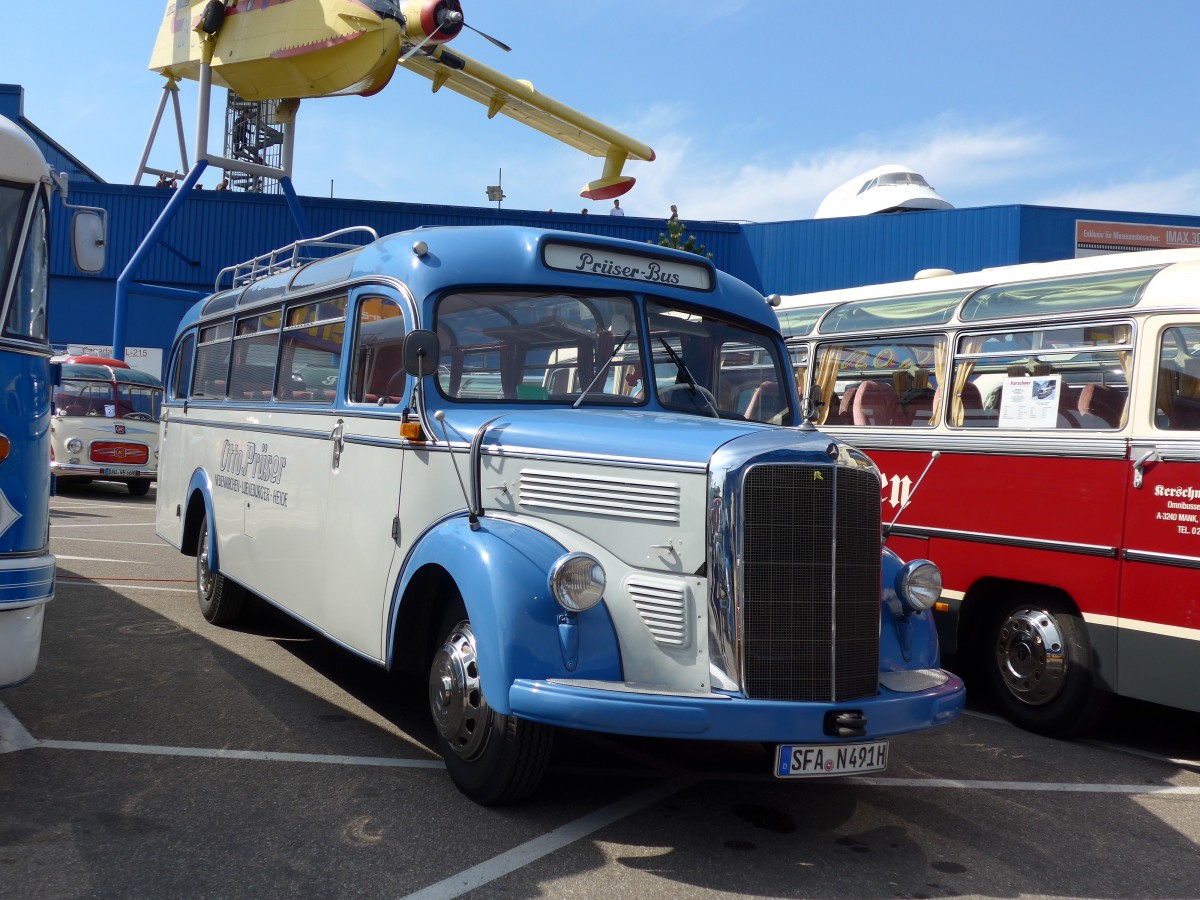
[550, 553, 606, 612]
[897, 559, 942, 612]
[66, 438, 83, 454]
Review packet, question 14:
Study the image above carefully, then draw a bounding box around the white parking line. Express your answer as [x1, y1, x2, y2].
[53, 537, 170, 547]
[50, 522, 157, 529]
[38, 739, 444, 769]
[57, 556, 149, 564]
[56, 582, 195, 594]
[401, 776, 699, 900]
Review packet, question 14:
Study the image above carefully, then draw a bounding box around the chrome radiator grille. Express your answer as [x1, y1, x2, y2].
[741, 464, 881, 702]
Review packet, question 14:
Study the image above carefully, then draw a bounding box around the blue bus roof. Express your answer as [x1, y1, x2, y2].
[178, 226, 775, 336]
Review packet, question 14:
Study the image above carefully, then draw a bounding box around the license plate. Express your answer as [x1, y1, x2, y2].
[103, 468, 140, 476]
[774, 740, 888, 778]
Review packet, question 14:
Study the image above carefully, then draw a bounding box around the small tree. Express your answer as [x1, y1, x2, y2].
[655, 218, 713, 260]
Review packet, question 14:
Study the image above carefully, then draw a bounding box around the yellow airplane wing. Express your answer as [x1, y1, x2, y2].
[398, 44, 655, 200]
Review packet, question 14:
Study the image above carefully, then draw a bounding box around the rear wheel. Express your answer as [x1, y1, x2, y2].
[429, 608, 553, 805]
[127, 478, 151, 497]
[195, 513, 246, 625]
[983, 594, 1110, 737]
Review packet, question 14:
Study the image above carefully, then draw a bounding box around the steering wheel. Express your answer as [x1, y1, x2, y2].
[658, 383, 719, 416]
[122, 412, 153, 421]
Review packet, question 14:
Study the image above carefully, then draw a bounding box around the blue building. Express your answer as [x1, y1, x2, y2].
[6, 83, 1200, 376]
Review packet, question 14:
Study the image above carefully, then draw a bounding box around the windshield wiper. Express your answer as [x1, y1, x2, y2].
[573, 329, 631, 408]
[657, 337, 720, 418]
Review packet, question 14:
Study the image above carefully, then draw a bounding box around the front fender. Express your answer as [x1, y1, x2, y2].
[391, 514, 622, 715]
[880, 546, 941, 671]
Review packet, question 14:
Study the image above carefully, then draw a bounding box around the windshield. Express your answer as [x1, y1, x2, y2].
[55, 378, 163, 421]
[432, 290, 793, 422]
[647, 301, 794, 424]
[435, 291, 643, 404]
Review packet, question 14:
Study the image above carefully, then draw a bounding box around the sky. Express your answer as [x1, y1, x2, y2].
[3, 1, 1199, 223]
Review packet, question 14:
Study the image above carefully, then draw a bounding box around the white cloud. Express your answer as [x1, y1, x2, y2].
[1037, 172, 1200, 216]
[636, 120, 1061, 222]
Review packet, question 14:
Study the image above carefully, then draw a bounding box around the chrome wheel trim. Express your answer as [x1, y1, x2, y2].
[429, 621, 491, 761]
[197, 525, 213, 602]
[996, 606, 1066, 706]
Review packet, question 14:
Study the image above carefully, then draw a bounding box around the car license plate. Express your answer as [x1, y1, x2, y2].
[104, 468, 139, 476]
[774, 740, 888, 778]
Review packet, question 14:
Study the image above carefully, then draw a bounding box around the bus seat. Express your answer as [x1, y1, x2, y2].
[743, 381, 781, 421]
[853, 381, 909, 426]
[899, 387, 937, 423]
[826, 384, 858, 424]
[1077, 384, 1124, 427]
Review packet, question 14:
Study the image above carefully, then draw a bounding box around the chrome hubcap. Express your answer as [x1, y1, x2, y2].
[197, 527, 212, 599]
[996, 606, 1066, 706]
[429, 620, 491, 760]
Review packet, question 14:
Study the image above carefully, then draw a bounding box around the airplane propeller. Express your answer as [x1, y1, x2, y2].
[401, 8, 510, 63]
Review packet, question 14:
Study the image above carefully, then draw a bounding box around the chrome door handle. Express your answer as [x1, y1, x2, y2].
[1132, 448, 1158, 489]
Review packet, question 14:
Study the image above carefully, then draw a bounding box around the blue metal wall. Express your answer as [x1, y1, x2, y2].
[45, 180, 1200, 371]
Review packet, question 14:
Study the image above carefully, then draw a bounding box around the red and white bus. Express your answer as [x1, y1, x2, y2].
[777, 249, 1200, 735]
[50, 356, 163, 496]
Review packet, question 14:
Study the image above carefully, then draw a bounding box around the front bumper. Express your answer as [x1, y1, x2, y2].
[51, 462, 156, 479]
[509, 669, 965, 742]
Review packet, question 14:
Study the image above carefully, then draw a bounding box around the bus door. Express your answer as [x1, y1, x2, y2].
[1119, 319, 1200, 712]
[318, 291, 409, 658]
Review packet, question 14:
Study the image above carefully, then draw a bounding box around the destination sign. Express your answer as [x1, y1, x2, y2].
[543, 242, 713, 291]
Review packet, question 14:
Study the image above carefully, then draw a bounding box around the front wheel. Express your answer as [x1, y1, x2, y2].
[127, 478, 151, 497]
[983, 594, 1110, 737]
[195, 513, 246, 626]
[429, 613, 553, 805]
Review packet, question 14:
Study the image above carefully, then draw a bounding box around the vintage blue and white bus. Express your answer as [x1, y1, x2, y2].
[155, 225, 965, 803]
[0, 116, 56, 688]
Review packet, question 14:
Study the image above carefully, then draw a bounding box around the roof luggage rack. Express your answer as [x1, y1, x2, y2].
[214, 226, 379, 291]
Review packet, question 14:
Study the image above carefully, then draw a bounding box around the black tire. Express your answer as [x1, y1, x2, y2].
[127, 479, 151, 497]
[428, 606, 553, 805]
[195, 513, 246, 626]
[200, 0, 226, 35]
[983, 593, 1111, 737]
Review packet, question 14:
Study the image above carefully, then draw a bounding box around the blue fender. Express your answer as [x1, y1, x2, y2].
[391, 515, 623, 715]
[880, 546, 941, 671]
[186, 468, 217, 572]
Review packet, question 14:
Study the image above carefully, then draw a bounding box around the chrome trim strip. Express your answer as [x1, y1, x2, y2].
[479, 446, 708, 475]
[816, 430, 1130, 459]
[163, 417, 331, 441]
[888, 523, 1117, 558]
[1123, 549, 1200, 570]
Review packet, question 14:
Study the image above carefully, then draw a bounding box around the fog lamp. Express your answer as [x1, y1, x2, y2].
[550, 553, 606, 612]
[897, 559, 941, 612]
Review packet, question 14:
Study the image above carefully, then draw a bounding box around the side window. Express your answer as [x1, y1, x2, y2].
[4, 197, 49, 344]
[952, 324, 1130, 430]
[1156, 325, 1200, 430]
[349, 296, 407, 405]
[811, 335, 944, 427]
[191, 321, 233, 399]
[228, 309, 282, 402]
[169, 334, 196, 401]
[280, 296, 346, 404]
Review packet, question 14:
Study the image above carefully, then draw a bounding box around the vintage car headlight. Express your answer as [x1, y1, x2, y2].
[550, 553, 606, 612]
[66, 437, 84, 453]
[897, 559, 942, 612]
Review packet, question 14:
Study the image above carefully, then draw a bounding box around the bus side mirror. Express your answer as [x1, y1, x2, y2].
[71, 210, 106, 274]
[403, 330, 440, 377]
